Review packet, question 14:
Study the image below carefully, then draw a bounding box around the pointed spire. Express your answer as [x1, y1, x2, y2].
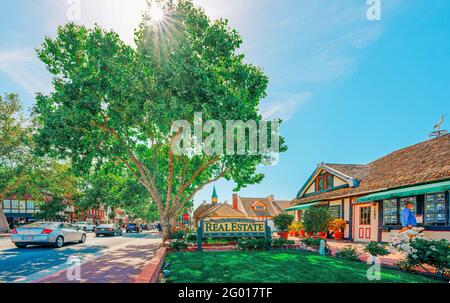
[211, 185, 218, 204]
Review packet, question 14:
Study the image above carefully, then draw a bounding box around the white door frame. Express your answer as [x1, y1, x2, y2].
[353, 203, 378, 242]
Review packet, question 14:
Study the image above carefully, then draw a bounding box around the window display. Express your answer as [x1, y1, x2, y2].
[425, 192, 446, 225]
[383, 199, 398, 225]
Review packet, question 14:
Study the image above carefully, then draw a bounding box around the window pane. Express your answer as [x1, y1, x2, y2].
[326, 175, 334, 189]
[318, 176, 324, 191]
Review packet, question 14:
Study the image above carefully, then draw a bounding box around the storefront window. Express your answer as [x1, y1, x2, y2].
[425, 192, 446, 226]
[383, 199, 398, 225]
[399, 197, 417, 216]
[329, 205, 341, 219]
[11, 200, 19, 210]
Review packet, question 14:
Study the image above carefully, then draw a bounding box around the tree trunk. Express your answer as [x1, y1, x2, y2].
[161, 216, 171, 242]
[0, 205, 10, 233]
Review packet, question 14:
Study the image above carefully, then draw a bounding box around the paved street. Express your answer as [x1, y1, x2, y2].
[0, 231, 162, 283]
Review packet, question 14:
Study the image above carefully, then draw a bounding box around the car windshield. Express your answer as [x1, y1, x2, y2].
[75, 222, 86, 225]
[98, 224, 112, 228]
[22, 222, 59, 229]
[128, 224, 136, 227]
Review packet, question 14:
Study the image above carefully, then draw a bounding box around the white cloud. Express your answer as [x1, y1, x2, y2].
[0, 49, 51, 96]
[260, 92, 312, 121]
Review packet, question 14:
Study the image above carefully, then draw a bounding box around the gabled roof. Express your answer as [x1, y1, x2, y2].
[198, 203, 247, 219]
[296, 163, 362, 199]
[239, 197, 288, 217]
[293, 134, 450, 204]
[193, 203, 215, 219]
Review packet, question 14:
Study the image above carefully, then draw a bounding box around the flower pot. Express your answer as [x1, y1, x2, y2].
[299, 230, 306, 237]
[278, 232, 289, 240]
[333, 231, 343, 240]
[316, 231, 327, 239]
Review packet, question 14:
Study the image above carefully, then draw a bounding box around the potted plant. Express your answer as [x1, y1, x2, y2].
[303, 207, 332, 239]
[273, 213, 294, 240]
[289, 222, 303, 237]
[328, 218, 346, 240]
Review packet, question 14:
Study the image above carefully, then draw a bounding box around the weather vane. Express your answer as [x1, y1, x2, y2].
[429, 115, 448, 138]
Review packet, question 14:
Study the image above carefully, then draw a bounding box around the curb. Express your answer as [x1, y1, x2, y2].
[134, 247, 167, 283]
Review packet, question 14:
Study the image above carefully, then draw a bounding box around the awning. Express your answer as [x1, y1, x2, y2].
[285, 202, 321, 212]
[356, 180, 450, 203]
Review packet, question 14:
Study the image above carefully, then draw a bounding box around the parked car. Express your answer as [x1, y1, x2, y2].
[140, 224, 149, 231]
[10, 222, 87, 248]
[126, 223, 141, 233]
[95, 224, 123, 237]
[73, 221, 96, 232]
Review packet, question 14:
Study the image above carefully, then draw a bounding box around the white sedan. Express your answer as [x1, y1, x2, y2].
[10, 222, 87, 248]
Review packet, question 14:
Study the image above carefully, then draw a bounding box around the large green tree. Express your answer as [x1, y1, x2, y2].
[0, 94, 79, 231]
[34, 0, 286, 239]
[0, 94, 33, 232]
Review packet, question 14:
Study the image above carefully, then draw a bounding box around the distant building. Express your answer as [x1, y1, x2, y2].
[193, 186, 292, 227]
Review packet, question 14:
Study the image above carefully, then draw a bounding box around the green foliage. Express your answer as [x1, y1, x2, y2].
[401, 238, 450, 276]
[185, 233, 198, 243]
[170, 230, 185, 240]
[303, 207, 332, 233]
[272, 238, 295, 247]
[34, 197, 66, 221]
[273, 213, 294, 232]
[204, 237, 237, 244]
[33, 0, 286, 236]
[335, 246, 360, 261]
[237, 238, 271, 251]
[364, 241, 390, 257]
[169, 239, 188, 252]
[301, 238, 326, 248]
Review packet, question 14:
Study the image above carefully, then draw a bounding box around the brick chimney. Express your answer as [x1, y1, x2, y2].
[232, 193, 239, 210]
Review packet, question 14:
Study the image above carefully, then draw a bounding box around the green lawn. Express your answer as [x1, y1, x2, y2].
[164, 251, 442, 283]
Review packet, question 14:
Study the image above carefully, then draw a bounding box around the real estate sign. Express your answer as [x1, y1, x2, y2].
[197, 219, 271, 252]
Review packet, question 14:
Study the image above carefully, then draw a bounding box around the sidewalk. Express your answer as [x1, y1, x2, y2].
[34, 237, 162, 283]
[0, 233, 10, 238]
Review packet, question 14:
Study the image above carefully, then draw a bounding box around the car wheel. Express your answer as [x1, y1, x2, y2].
[53, 236, 64, 248]
[15, 243, 27, 248]
[79, 234, 87, 243]
[83, 227, 87, 232]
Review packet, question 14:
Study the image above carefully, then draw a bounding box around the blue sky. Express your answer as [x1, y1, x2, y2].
[1, 0, 449, 208]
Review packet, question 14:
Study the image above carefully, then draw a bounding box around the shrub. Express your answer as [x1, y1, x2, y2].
[170, 230, 185, 240]
[238, 238, 271, 251]
[335, 246, 360, 261]
[303, 207, 332, 234]
[364, 241, 390, 257]
[328, 218, 346, 232]
[301, 238, 325, 248]
[170, 240, 188, 252]
[273, 214, 294, 232]
[185, 233, 197, 243]
[289, 222, 304, 232]
[272, 238, 295, 247]
[404, 238, 450, 276]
